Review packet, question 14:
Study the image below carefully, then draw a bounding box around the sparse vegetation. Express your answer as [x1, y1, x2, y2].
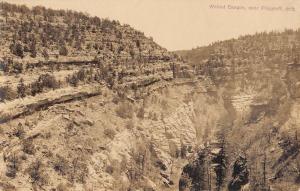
[22, 139, 35, 155]
[66, 68, 90, 87]
[12, 123, 25, 138]
[1, 1, 300, 191]
[17, 78, 26, 98]
[68, 157, 89, 183]
[10, 42, 24, 58]
[115, 101, 134, 119]
[59, 44, 68, 56]
[53, 155, 69, 176]
[28, 160, 48, 186]
[42, 49, 49, 60]
[104, 128, 116, 139]
[5, 154, 20, 178]
[0, 86, 17, 101]
[30, 74, 59, 96]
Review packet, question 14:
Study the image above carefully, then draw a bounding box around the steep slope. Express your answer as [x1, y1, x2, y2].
[2, 2, 300, 191]
[0, 78, 230, 191]
[177, 30, 300, 191]
[0, 2, 198, 191]
[0, 2, 189, 106]
[0, 2, 172, 61]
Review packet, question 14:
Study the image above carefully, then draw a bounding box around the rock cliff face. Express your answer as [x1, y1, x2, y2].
[0, 5, 218, 190]
[0, 3, 196, 190]
[1, 2, 300, 191]
[176, 30, 300, 191]
[0, 78, 230, 191]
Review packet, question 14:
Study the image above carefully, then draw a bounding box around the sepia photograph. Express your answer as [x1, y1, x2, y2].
[0, 0, 300, 190]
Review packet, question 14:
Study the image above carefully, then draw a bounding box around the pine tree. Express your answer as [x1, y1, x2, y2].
[59, 44, 68, 56]
[17, 78, 26, 98]
[42, 49, 49, 60]
[10, 42, 24, 58]
[30, 41, 37, 58]
[228, 154, 249, 191]
[180, 149, 208, 190]
[212, 135, 227, 191]
[215, 150, 226, 190]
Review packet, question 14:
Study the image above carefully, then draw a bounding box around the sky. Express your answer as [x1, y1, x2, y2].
[5, 0, 300, 51]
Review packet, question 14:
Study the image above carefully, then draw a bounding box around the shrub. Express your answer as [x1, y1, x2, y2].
[68, 157, 88, 183]
[181, 145, 188, 159]
[42, 49, 49, 60]
[10, 42, 24, 58]
[53, 155, 69, 176]
[59, 44, 68, 56]
[12, 62, 23, 74]
[76, 68, 86, 81]
[1, 58, 12, 73]
[104, 128, 116, 139]
[115, 101, 134, 119]
[30, 81, 42, 96]
[13, 123, 25, 138]
[1, 58, 23, 74]
[0, 86, 17, 101]
[66, 74, 79, 87]
[6, 165, 17, 178]
[30, 42, 37, 58]
[106, 76, 114, 88]
[31, 74, 59, 96]
[28, 160, 48, 185]
[22, 139, 35, 155]
[38, 74, 59, 89]
[66, 69, 89, 86]
[5, 154, 20, 178]
[17, 78, 26, 98]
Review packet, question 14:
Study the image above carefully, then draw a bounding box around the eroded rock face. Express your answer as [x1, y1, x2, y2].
[0, 79, 229, 190]
[101, 82, 228, 190]
[176, 31, 300, 190]
[142, 102, 197, 169]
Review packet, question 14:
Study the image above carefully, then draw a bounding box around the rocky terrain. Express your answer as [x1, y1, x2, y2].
[0, 2, 188, 105]
[176, 30, 300, 191]
[0, 2, 194, 191]
[0, 2, 300, 191]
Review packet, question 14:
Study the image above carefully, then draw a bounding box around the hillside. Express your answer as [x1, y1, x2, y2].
[0, 2, 172, 61]
[0, 2, 195, 191]
[1, 1, 300, 191]
[176, 30, 300, 191]
[0, 2, 188, 106]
